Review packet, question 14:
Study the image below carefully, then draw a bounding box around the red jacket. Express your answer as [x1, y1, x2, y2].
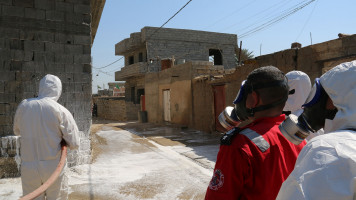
[205, 115, 306, 200]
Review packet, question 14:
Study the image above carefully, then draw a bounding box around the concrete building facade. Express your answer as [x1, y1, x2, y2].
[115, 27, 238, 121]
[0, 0, 105, 178]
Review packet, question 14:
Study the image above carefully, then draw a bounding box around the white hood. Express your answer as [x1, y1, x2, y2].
[38, 74, 62, 102]
[320, 60, 356, 133]
[283, 71, 311, 113]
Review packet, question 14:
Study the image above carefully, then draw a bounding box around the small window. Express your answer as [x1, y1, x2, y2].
[209, 49, 223, 65]
[138, 52, 143, 62]
[129, 56, 134, 65]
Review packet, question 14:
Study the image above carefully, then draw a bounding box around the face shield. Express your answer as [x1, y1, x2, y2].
[279, 78, 338, 144]
[218, 79, 289, 131]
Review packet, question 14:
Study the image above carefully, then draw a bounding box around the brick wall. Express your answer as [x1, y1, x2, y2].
[0, 0, 93, 176]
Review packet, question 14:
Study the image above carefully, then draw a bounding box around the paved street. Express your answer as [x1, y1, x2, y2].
[0, 121, 221, 200]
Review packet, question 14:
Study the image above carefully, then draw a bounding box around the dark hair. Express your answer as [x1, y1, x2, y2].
[247, 66, 289, 107]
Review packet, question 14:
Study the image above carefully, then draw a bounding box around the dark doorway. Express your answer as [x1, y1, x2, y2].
[209, 49, 223, 65]
[129, 56, 134, 65]
[131, 87, 135, 103]
[137, 88, 145, 104]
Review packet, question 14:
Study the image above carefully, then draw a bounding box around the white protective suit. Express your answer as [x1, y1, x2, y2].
[14, 74, 80, 200]
[283, 71, 323, 140]
[283, 70, 311, 116]
[277, 60, 356, 200]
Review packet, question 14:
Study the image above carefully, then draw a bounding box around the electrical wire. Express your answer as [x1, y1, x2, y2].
[92, 56, 124, 70]
[239, 0, 316, 39]
[146, 0, 193, 40]
[294, 0, 319, 42]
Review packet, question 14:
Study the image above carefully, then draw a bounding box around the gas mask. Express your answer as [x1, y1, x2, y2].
[218, 79, 289, 131]
[279, 78, 338, 144]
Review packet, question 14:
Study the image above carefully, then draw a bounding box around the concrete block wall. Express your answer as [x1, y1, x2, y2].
[115, 27, 237, 69]
[96, 97, 127, 121]
[0, 0, 93, 175]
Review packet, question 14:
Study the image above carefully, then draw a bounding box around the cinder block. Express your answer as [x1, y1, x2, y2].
[24, 51, 34, 62]
[73, 54, 91, 64]
[24, 40, 44, 51]
[55, 54, 73, 64]
[82, 64, 91, 73]
[0, 0, 12, 5]
[34, 0, 55, 10]
[10, 50, 25, 61]
[55, 1, 73, 12]
[10, 61, 22, 71]
[13, 0, 34, 8]
[0, 82, 4, 93]
[45, 42, 64, 53]
[46, 63, 65, 72]
[5, 81, 21, 93]
[73, 4, 90, 14]
[73, 35, 91, 45]
[25, 8, 45, 19]
[0, 93, 15, 103]
[34, 52, 55, 62]
[34, 31, 55, 42]
[45, 10, 65, 21]
[65, 0, 89, 5]
[65, 64, 82, 73]
[22, 61, 44, 72]
[64, 44, 82, 54]
[2, 5, 25, 17]
[83, 45, 90, 54]
[9, 39, 24, 50]
[55, 33, 74, 44]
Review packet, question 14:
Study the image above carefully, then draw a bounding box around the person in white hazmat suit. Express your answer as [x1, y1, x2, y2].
[283, 70, 311, 117]
[283, 70, 323, 141]
[276, 60, 356, 199]
[13, 74, 80, 200]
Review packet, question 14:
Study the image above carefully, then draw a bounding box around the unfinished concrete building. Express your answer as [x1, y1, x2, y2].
[0, 0, 105, 178]
[115, 27, 237, 121]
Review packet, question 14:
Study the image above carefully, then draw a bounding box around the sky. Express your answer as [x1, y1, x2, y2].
[91, 0, 356, 93]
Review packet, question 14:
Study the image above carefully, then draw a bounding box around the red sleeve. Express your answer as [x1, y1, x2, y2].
[205, 142, 251, 200]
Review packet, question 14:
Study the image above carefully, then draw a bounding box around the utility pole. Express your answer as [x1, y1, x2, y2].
[260, 44, 262, 56]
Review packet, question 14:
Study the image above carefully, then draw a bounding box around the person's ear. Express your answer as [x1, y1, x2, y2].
[246, 91, 259, 108]
[251, 91, 259, 107]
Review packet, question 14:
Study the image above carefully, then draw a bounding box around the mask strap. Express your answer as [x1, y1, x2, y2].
[246, 96, 288, 115]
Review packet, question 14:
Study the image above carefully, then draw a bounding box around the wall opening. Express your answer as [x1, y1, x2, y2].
[137, 88, 145, 104]
[129, 56, 134, 65]
[209, 49, 223, 65]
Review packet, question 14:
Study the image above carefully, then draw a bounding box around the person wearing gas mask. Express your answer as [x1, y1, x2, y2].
[276, 61, 356, 199]
[283, 71, 311, 117]
[282, 71, 322, 141]
[14, 74, 80, 200]
[205, 66, 306, 200]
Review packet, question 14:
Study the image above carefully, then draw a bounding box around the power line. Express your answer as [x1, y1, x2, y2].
[92, 57, 124, 70]
[295, 0, 319, 41]
[239, 0, 316, 39]
[146, 0, 193, 40]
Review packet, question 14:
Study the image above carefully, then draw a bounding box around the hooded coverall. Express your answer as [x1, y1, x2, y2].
[13, 74, 80, 200]
[277, 60, 356, 200]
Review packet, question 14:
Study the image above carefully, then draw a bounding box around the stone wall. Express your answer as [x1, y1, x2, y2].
[96, 97, 127, 121]
[0, 0, 93, 176]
